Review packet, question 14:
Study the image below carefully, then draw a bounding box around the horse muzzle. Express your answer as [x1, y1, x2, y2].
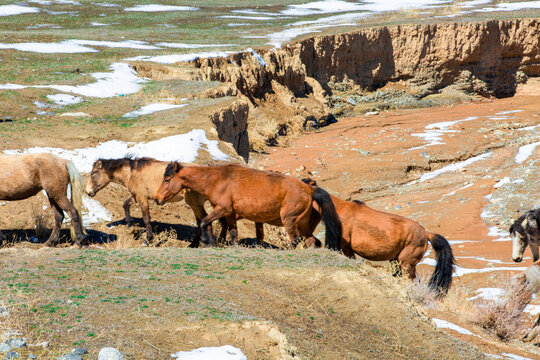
[156, 198, 165, 206]
[513, 256, 523, 263]
[86, 191, 96, 197]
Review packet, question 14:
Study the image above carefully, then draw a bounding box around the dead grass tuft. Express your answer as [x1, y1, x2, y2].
[31, 199, 47, 240]
[404, 276, 439, 308]
[469, 277, 532, 341]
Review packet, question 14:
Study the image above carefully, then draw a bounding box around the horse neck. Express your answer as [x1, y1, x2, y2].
[179, 166, 215, 195]
[108, 165, 132, 187]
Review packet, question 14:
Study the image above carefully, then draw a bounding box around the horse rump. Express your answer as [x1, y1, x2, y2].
[427, 233, 455, 296]
[311, 187, 342, 251]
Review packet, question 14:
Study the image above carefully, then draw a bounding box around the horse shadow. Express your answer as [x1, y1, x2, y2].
[0, 228, 116, 247]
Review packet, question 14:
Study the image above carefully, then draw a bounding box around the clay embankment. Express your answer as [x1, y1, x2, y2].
[135, 19, 540, 152]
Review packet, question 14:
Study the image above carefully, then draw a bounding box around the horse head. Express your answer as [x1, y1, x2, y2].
[156, 161, 184, 205]
[85, 160, 112, 197]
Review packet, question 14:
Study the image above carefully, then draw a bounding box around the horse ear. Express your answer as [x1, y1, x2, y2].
[526, 213, 539, 230]
[96, 160, 102, 169]
[173, 162, 182, 173]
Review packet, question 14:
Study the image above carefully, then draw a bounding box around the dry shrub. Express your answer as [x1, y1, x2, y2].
[404, 276, 438, 308]
[469, 277, 532, 341]
[102, 229, 144, 249]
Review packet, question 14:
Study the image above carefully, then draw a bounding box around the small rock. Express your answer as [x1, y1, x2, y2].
[32, 342, 48, 349]
[0, 343, 12, 352]
[5, 352, 19, 359]
[365, 111, 379, 116]
[295, 165, 306, 172]
[98, 347, 124, 360]
[71, 348, 87, 355]
[6, 340, 25, 349]
[28, 354, 36, 359]
[57, 354, 82, 360]
[394, 205, 402, 210]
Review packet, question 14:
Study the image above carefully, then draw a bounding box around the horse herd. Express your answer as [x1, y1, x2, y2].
[1, 152, 538, 298]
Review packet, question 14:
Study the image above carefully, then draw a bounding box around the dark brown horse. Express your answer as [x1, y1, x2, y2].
[85, 157, 227, 246]
[303, 179, 454, 296]
[0, 153, 86, 247]
[155, 163, 341, 249]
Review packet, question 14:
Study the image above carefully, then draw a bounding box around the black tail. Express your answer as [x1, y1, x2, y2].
[427, 233, 455, 297]
[312, 187, 342, 251]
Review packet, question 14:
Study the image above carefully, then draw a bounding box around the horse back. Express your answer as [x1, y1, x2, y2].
[0, 153, 68, 200]
[129, 161, 184, 202]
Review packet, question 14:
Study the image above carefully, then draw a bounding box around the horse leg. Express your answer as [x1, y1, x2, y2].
[531, 243, 540, 262]
[217, 218, 229, 243]
[226, 216, 239, 246]
[184, 189, 208, 247]
[49, 195, 85, 247]
[397, 245, 425, 280]
[137, 197, 153, 246]
[200, 206, 230, 247]
[255, 222, 264, 247]
[342, 244, 356, 259]
[123, 196, 135, 226]
[43, 198, 64, 247]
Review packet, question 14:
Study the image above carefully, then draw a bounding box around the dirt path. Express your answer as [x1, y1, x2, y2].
[252, 80, 540, 358]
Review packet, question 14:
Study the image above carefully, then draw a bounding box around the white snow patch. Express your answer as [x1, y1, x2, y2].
[418, 152, 492, 182]
[90, 22, 110, 26]
[218, 15, 275, 20]
[501, 353, 535, 360]
[232, 9, 279, 16]
[96, 3, 119, 7]
[282, 0, 365, 16]
[448, 240, 478, 245]
[494, 177, 511, 188]
[515, 142, 539, 164]
[123, 103, 187, 118]
[82, 196, 112, 225]
[474, 1, 540, 12]
[0, 39, 159, 54]
[125, 51, 233, 64]
[467, 288, 505, 301]
[156, 42, 236, 49]
[0, 63, 147, 98]
[459, 0, 492, 8]
[432, 318, 481, 337]
[444, 183, 473, 196]
[124, 4, 199, 12]
[496, 110, 523, 115]
[4, 129, 228, 173]
[0, 5, 40, 16]
[411, 116, 477, 149]
[524, 304, 540, 316]
[247, 48, 266, 67]
[170, 345, 246, 359]
[47, 94, 84, 106]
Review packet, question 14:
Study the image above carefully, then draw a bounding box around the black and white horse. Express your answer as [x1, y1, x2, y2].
[510, 208, 540, 263]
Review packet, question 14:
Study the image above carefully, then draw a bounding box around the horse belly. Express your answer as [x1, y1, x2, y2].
[349, 225, 402, 261]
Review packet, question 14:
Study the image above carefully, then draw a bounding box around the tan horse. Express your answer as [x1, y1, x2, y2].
[0, 153, 86, 247]
[303, 179, 454, 296]
[155, 163, 341, 248]
[85, 157, 227, 246]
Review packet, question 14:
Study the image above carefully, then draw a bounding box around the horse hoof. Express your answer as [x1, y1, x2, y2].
[141, 241, 150, 247]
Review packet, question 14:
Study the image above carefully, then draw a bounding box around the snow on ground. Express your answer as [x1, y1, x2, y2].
[0, 63, 147, 98]
[410, 116, 478, 149]
[416, 152, 492, 182]
[473, 1, 540, 12]
[47, 94, 84, 106]
[125, 51, 234, 64]
[0, 5, 40, 16]
[171, 345, 246, 360]
[444, 183, 474, 196]
[515, 142, 540, 164]
[419, 258, 526, 275]
[122, 103, 187, 118]
[124, 4, 199, 12]
[82, 196, 112, 225]
[156, 42, 237, 49]
[0, 39, 160, 53]
[3, 129, 229, 173]
[432, 318, 482, 338]
[500, 353, 536, 360]
[467, 287, 505, 301]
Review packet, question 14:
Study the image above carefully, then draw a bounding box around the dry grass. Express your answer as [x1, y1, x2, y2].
[404, 276, 439, 308]
[31, 199, 47, 240]
[469, 277, 532, 341]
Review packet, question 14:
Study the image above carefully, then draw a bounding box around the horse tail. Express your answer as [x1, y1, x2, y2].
[427, 232, 455, 297]
[66, 161, 86, 238]
[311, 187, 342, 251]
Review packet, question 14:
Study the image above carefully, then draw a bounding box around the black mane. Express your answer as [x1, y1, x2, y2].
[98, 156, 156, 172]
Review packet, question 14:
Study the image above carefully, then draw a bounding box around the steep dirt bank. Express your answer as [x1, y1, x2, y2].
[134, 19, 540, 150]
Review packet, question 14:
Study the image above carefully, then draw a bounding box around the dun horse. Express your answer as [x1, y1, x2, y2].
[155, 163, 341, 249]
[85, 157, 227, 246]
[510, 208, 540, 263]
[302, 179, 454, 296]
[0, 153, 86, 247]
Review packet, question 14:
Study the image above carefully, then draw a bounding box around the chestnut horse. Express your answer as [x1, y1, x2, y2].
[0, 153, 86, 247]
[303, 179, 454, 296]
[155, 163, 341, 249]
[85, 157, 227, 246]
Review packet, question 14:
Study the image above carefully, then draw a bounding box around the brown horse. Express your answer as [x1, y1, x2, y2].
[0, 153, 86, 247]
[85, 157, 227, 246]
[303, 179, 454, 296]
[155, 162, 341, 249]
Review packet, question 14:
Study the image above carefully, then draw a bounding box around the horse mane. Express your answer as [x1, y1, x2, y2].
[352, 199, 365, 206]
[98, 156, 156, 172]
